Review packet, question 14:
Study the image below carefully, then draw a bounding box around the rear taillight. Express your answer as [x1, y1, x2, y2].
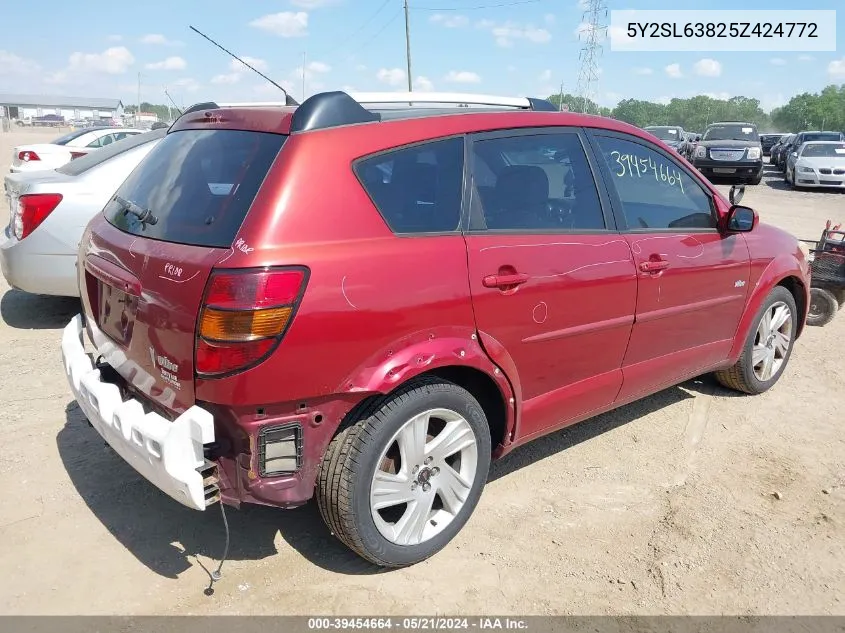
[70, 151, 87, 160]
[196, 267, 308, 376]
[18, 150, 40, 162]
[15, 193, 63, 240]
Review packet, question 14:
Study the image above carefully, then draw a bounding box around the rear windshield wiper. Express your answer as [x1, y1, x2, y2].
[113, 195, 158, 226]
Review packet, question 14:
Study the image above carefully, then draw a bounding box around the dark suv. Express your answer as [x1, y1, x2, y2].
[692, 121, 764, 184]
[776, 131, 845, 172]
[61, 91, 810, 568]
[760, 133, 784, 156]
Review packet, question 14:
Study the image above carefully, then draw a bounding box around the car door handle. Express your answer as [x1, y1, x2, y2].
[639, 259, 670, 273]
[482, 273, 530, 288]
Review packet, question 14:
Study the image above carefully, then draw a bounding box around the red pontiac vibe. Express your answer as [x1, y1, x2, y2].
[62, 91, 812, 568]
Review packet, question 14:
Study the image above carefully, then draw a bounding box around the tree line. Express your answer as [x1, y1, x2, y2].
[546, 84, 845, 134]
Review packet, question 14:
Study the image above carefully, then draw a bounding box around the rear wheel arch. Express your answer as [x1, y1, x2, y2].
[330, 364, 511, 457]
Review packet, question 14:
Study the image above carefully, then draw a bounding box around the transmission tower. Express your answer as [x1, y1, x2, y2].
[575, 0, 608, 114]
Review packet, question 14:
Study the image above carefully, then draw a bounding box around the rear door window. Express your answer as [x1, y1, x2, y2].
[469, 132, 606, 232]
[57, 129, 165, 176]
[103, 129, 286, 248]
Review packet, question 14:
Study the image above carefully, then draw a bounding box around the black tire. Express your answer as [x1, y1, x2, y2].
[750, 173, 763, 185]
[714, 286, 798, 395]
[807, 287, 838, 327]
[317, 376, 492, 568]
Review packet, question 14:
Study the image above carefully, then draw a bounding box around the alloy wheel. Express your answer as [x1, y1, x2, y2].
[369, 408, 479, 546]
[752, 300, 793, 382]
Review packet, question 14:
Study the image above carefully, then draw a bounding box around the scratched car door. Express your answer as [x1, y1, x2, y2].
[462, 128, 638, 439]
[586, 130, 751, 402]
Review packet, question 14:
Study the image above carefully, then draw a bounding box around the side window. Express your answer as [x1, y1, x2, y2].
[355, 137, 464, 234]
[86, 137, 102, 148]
[470, 132, 605, 231]
[100, 134, 115, 146]
[594, 135, 716, 230]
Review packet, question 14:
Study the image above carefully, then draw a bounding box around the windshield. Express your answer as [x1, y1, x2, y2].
[703, 124, 760, 142]
[56, 129, 165, 176]
[646, 127, 682, 141]
[52, 129, 93, 146]
[104, 128, 287, 248]
[802, 132, 842, 143]
[801, 143, 845, 158]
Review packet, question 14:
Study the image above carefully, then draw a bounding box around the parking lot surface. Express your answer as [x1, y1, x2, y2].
[1, 128, 843, 615]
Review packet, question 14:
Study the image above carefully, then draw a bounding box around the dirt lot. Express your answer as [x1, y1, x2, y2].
[0, 127, 842, 616]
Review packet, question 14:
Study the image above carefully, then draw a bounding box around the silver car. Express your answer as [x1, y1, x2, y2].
[2, 129, 165, 297]
[785, 140, 845, 190]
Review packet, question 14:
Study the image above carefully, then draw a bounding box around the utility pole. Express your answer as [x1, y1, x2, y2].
[404, 0, 413, 92]
[137, 72, 142, 125]
[301, 52, 307, 101]
[558, 82, 565, 111]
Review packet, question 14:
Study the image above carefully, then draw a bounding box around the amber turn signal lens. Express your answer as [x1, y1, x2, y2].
[199, 306, 292, 342]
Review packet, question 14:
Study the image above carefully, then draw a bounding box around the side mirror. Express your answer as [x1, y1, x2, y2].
[726, 205, 757, 233]
[729, 185, 745, 205]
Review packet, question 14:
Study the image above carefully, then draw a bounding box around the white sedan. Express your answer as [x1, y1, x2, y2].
[10, 126, 145, 174]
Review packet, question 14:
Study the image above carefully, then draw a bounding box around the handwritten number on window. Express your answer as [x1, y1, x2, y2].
[608, 150, 685, 194]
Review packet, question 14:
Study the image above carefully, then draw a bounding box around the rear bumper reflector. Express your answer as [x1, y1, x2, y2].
[61, 314, 218, 511]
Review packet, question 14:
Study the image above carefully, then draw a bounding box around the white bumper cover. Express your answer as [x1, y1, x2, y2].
[61, 314, 216, 511]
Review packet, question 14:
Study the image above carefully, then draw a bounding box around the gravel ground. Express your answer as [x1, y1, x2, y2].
[0, 127, 843, 615]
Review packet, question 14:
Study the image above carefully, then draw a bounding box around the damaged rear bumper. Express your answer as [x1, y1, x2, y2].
[61, 314, 220, 511]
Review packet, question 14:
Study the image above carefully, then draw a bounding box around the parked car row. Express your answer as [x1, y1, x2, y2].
[9, 126, 146, 174]
[4, 91, 814, 569]
[768, 131, 845, 190]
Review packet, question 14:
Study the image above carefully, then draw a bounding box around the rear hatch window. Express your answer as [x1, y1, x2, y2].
[103, 128, 286, 248]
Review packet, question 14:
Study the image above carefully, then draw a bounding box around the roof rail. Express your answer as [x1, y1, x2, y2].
[347, 91, 556, 111]
[288, 90, 558, 134]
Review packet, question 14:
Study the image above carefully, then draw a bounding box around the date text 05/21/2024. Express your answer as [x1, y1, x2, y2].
[307, 618, 529, 630]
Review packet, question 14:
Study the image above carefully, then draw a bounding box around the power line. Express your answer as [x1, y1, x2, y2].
[324, 0, 393, 53]
[342, 6, 404, 60]
[411, 0, 541, 9]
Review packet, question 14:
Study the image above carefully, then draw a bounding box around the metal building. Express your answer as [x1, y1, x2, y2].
[0, 94, 124, 124]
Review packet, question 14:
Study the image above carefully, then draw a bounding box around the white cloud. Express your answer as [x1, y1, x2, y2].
[664, 63, 683, 78]
[478, 20, 551, 47]
[0, 50, 41, 75]
[292, 60, 332, 82]
[538, 69, 552, 82]
[444, 70, 481, 84]
[577, 0, 590, 8]
[230, 56, 269, 73]
[145, 56, 186, 71]
[693, 58, 721, 77]
[139, 34, 182, 46]
[355, 64, 367, 72]
[829, 58, 845, 78]
[655, 95, 672, 105]
[414, 76, 435, 91]
[107, 35, 123, 42]
[633, 67, 653, 75]
[250, 12, 309, 38]
[69, 46, 134, 74]
[291, 0, 339, 7]
[255, 81, 295, 96]
[761, 93, 787, 111]
[798, 55, 814, 62]
[770, 57, 787, 66]
[43, 71, 70, 85]
[173, 77, 200, 92]
[702, 92, 732, 101]
[377, 67, 406, 86]
[430, 14, 468, 28]
[211, 73, 241, 84]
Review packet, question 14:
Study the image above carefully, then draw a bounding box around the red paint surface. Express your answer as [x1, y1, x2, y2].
[78, 105, 811, 507]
